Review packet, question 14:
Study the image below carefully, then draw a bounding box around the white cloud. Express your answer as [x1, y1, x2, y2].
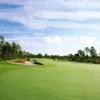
[1, 10, 100, 31]
[35, 11, 100, 21]
[79, 36, 96, 45]
[1, 0, 100, 11]
[1, 0, 100, 55]
[6, 35, 97, 46]
[43, 35, 96, 46]
[44, 36, 62, 44]
[48, 21, 100, 31]
[0, 12, 47, 29]
[1, 0, 100, 31]
[59, 0, 100, 10]
[6, 35, 98, 55]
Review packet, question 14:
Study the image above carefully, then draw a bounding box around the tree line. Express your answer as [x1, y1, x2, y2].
[33, 47, 99, 64]
[0, 36, 100, 64]
[0, 36, 22, 59]
[67, 47, 98, 63]
[0, 36, 34, 60]
[33, 47, 100, 64]
[0, 36, 67, 60]
[32, 47, 99, 64]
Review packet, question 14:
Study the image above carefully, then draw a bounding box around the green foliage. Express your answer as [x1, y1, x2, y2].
[0, 36, 27, 60]
[68, 46, 98, 63]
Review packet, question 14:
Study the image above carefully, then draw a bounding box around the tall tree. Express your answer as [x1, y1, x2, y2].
[11, 42, 21, 58]
[90, 46, 97, 63]
[1, 42, 11, 59]
[0, 36, 4, 57]
[76, 50, 85, 62]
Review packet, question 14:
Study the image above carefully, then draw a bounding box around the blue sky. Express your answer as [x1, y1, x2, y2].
[0, 0, 100, 55]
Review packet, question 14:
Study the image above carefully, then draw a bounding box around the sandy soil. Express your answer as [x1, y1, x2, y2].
[9, 61, 34, 66]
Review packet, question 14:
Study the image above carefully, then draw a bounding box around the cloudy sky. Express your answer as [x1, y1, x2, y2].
[0, 0, 100, 55]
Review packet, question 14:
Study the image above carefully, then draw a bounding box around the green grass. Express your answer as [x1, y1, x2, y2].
[1, 59, 100, 100]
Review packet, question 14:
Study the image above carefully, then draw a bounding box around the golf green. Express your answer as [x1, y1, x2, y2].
[0, 59, 100, 100]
